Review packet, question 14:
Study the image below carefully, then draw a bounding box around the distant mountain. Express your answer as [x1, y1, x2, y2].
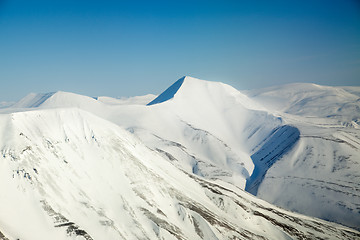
[246, 83, 360, 126]
[11, 91, 104, 111]
[246, 83, 360, 229]
[0, 76, 359, 239]
[11, 92, 56, 108]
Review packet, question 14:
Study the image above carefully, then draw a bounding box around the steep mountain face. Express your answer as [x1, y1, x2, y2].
[1, 76, 359, 239]
[245, 125, 300, 195]
[140, 78, 360, 230]
[1, 109, 358, 239]
[134, 77, 286, 189]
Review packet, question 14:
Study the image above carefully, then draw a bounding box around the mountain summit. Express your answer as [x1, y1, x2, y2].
[147, 76, 186, 105]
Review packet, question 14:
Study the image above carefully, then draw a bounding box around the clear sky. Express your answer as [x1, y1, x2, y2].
[1, 0, 359, 101]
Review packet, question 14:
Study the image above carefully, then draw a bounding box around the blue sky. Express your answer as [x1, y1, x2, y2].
[1, 0, 359, 101]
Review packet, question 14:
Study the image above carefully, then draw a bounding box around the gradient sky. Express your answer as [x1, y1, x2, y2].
[1, 0, 360, 101]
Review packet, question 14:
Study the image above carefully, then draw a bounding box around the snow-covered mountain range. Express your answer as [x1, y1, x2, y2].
[0, 76, 359, 239]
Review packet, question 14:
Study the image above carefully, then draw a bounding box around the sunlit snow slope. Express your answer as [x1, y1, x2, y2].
[246, 83, 360, 229]
[2, 108, 358, 239]
[1, 76, 359, 238]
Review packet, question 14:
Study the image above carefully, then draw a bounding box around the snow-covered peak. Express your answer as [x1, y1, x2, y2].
[246, 83, 360, 124]
[8, 91, 107, 117]
[147, 76, 211, 105]
[12, 92, 56, 108]
[147, 76, 186, 105]
[12, 91, 103, 109]
[247, 82, 357, 102]
[38, 91, 102, 109]
[147, 76, 265, 111]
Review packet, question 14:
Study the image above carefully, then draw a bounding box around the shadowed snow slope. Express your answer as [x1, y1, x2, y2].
[0, 108, 359, 240]
[12, 92, 56, 108]
[1, 76, 360, 236]
[245, 125, 300, 195]
[147, 76, 185, 105]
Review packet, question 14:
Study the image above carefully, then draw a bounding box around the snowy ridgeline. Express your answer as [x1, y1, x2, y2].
[0, 76, 359, 239]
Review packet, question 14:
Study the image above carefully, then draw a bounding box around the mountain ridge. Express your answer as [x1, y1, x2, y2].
[0, 108, 359, 239]
[1, 76, 360, 236]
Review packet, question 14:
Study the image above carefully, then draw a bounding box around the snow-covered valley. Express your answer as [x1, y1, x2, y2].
[0, 77, 359, 239]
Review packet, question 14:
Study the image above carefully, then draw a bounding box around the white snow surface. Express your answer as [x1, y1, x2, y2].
[246, 83, 360, 229]
[0, 76, 359, 239]
[246, 83, 360, 125]
[96, 94, 156, 105]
